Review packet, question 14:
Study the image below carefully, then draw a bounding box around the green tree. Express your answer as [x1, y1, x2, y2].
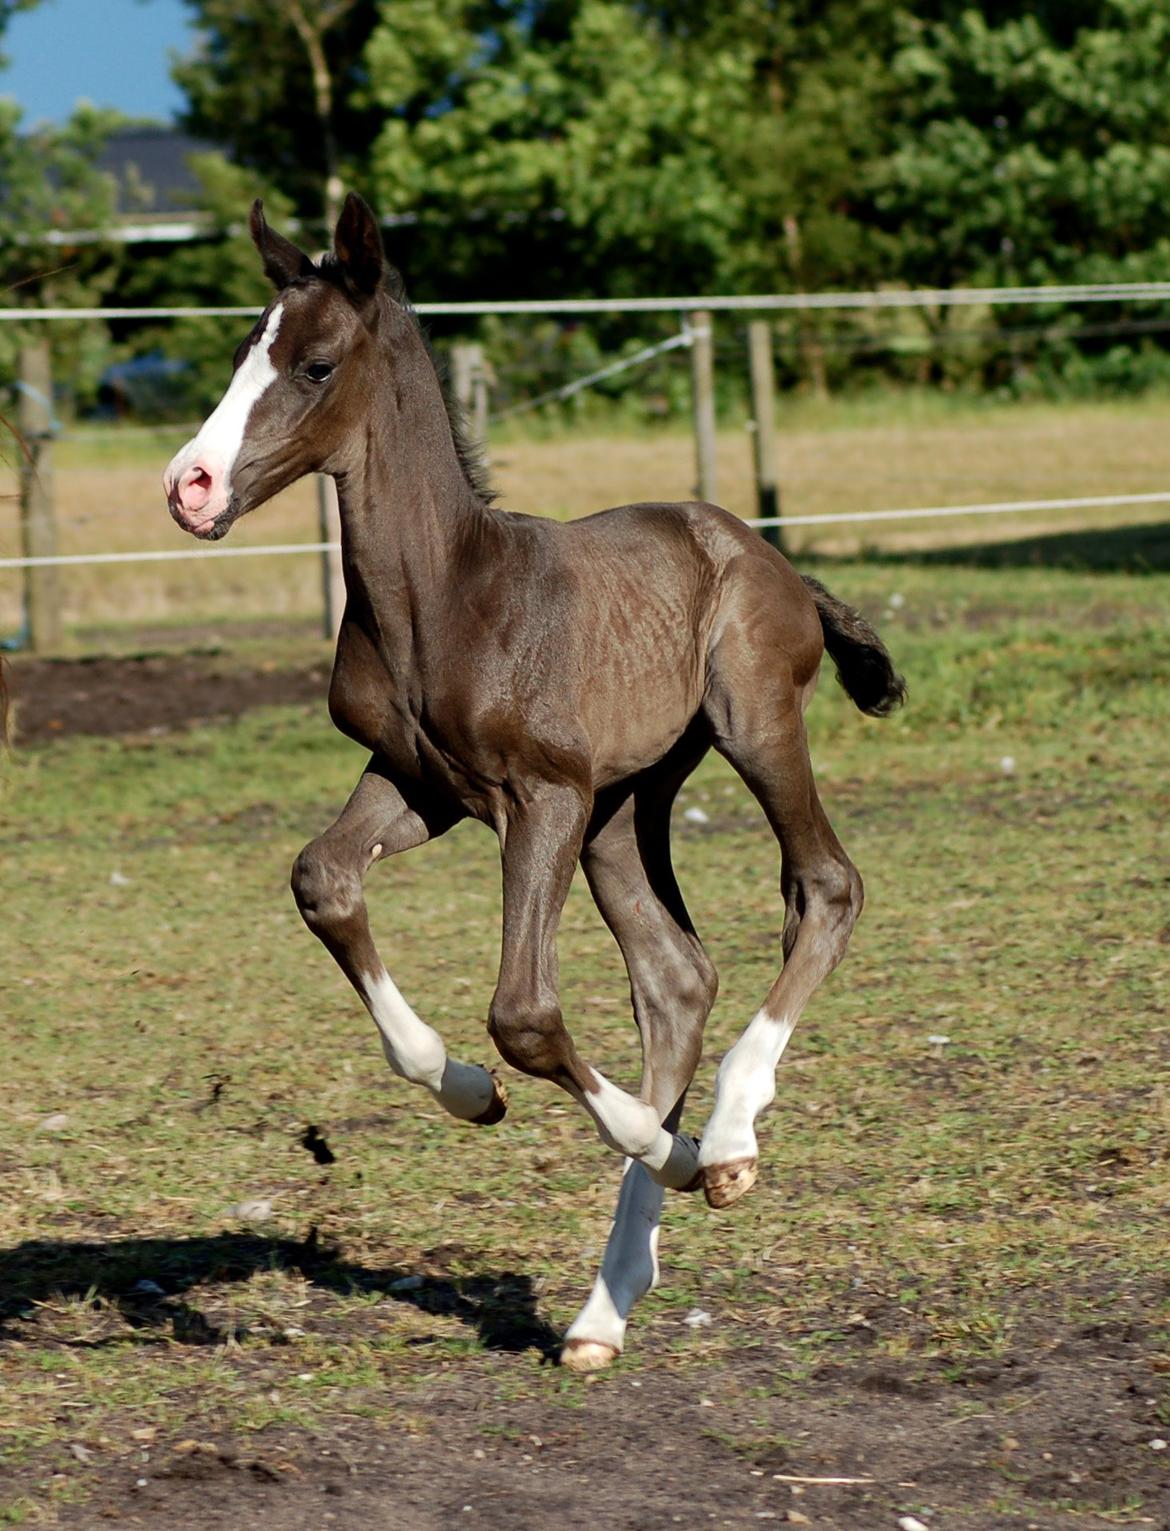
[872, 1, 1170, 288]
[117, 155, 296, 411]
[0, 101, 126, 414]
[0, 101, 122, 295]
[362, 0, 750, 298]
[165, 0, 896, 301]
[174, 0, 382, 233]
[358, 0, 908, 302]
[647, 1, 899, 292]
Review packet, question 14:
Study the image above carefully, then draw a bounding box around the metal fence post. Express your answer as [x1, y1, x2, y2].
[688, 310, 717, 503]
[748, 319, 783, 552]
[17, 339, 63, 651]
[316, 474, 344, 641]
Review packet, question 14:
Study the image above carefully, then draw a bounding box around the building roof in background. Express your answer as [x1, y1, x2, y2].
[39, 126, 219, 244]
[96, 125, 215, 219]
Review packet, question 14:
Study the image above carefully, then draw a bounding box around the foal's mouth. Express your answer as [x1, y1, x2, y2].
[167, 494, 241, 542]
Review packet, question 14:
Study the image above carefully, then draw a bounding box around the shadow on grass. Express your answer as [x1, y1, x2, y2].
[800, 518, 1170, 574]
[0, 1229, 560, 1359]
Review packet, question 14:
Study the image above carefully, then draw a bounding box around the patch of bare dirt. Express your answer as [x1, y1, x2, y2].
[0, 1267, 1157, 1531]
[6, 653, 329, 743]
[40, 1305, 1170, 1530]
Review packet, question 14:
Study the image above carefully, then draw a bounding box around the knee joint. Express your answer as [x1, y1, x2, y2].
[291, 841, 361, 937]
[817, 857, 863, 930]
[488, 997, 571, 1081]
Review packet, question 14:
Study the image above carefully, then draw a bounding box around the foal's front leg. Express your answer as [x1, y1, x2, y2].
[292, 760, 507, 1124]
[487, 783, 698, 1189]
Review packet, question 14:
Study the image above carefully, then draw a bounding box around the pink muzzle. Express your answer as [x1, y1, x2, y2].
[164, 452, 230, 537]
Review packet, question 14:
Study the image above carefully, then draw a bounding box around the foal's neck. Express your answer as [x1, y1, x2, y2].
[332, 306, 491, 602]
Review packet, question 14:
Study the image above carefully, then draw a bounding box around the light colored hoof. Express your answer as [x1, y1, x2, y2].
[471, 1069, 509, 1126]
[560, 1338, 620, 1373]
[701, 1156, 758, 1209]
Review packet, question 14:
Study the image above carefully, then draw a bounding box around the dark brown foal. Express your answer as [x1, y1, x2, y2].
[163, 194, 904, 1369]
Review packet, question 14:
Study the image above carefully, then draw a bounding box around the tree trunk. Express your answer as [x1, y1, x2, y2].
[783, 214, 829, 401]
[285, 0, 357, 231]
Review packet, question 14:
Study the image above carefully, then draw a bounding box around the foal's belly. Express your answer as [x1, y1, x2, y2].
[329, 609, 708, 808]
[582, 658, 706, 789]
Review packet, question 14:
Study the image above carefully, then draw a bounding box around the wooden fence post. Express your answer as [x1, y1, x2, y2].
[471, 349, 490, 446]
[452, 342, 475, 416]
[748, 319, 783, 552]
[316, 474, 344, 641]
[453, 341, 491, 448]
[17, 339, 62, 652]
[688, 311, 717, 503]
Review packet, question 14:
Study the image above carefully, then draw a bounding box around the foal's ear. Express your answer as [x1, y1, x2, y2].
[250, 200, 314, 290]
[333, 192, 385, 298]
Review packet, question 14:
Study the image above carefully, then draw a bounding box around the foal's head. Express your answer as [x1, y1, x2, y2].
[165, 194, 395, 540]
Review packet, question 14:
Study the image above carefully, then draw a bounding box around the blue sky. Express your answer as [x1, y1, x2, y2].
[1, 0, 193, 127]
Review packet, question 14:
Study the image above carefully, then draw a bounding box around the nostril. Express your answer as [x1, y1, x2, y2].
[178, 462, 215, 511]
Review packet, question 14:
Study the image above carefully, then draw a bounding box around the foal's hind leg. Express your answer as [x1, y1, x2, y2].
[292, 759, 507, 1124]
[487, 782, 700, 1188]
[562, 787, 717, 1371]
[698, 675, 862, 1209]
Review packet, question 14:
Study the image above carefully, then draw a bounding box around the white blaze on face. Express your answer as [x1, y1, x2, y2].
[163, 303, 284, 533]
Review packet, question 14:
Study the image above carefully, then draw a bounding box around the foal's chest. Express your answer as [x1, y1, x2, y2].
[327, 625, 502, 806]
[328, 624, 417, 760]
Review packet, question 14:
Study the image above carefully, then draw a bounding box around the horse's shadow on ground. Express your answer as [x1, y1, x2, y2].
[0, 1229, 560, 1359]
[803, 517, 1170, 575]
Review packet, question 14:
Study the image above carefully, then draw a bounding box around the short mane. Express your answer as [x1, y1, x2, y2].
[311, 253, 497, 507]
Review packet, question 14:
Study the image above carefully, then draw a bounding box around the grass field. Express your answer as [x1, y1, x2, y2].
[2, 388, 1170, 641]
[2, 540, 1168, 1525]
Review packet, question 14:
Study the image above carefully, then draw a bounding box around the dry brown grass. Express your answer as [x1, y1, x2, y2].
[2, 392, 1168, 639]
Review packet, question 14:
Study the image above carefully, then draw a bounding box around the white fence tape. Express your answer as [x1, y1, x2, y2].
[4, 492, 1167, 571]
[0, 541, 336, 570]
[4, 280, 1170, 323]
[747, 490, 1170, 530]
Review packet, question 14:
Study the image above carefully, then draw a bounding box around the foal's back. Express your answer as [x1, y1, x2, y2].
[470, 497, 824, 790]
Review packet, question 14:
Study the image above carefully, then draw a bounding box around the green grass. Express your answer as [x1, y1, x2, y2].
[7, 386, 1170, 641]
[2, 556, 1169, 1518]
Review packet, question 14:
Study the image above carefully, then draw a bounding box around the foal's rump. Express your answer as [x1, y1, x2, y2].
[678, 501, 907, 722]
[556, 499, 903, 778]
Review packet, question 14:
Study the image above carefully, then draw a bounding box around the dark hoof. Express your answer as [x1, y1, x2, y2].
[701, 1157, 758, 1209]
[471, 1069, 508, 1126]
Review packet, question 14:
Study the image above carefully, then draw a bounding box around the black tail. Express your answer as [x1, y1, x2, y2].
[801, 575, 906, 717]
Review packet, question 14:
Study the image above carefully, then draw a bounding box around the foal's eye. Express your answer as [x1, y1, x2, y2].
[304, 361, 335, 384]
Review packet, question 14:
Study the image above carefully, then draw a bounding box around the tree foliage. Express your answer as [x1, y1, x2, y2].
[872, 0, 1170, 288]
[119, 156, 296, 409]
[174, 0, 382, 233]
[163, 0, 1170, 309]
[11, 0, 1170, 403]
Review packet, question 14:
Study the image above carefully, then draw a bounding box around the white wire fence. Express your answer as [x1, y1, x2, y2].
[7, 277, 1170, 320]
[5, 493, 1170, 574]
[3, 281, 1169, 643]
